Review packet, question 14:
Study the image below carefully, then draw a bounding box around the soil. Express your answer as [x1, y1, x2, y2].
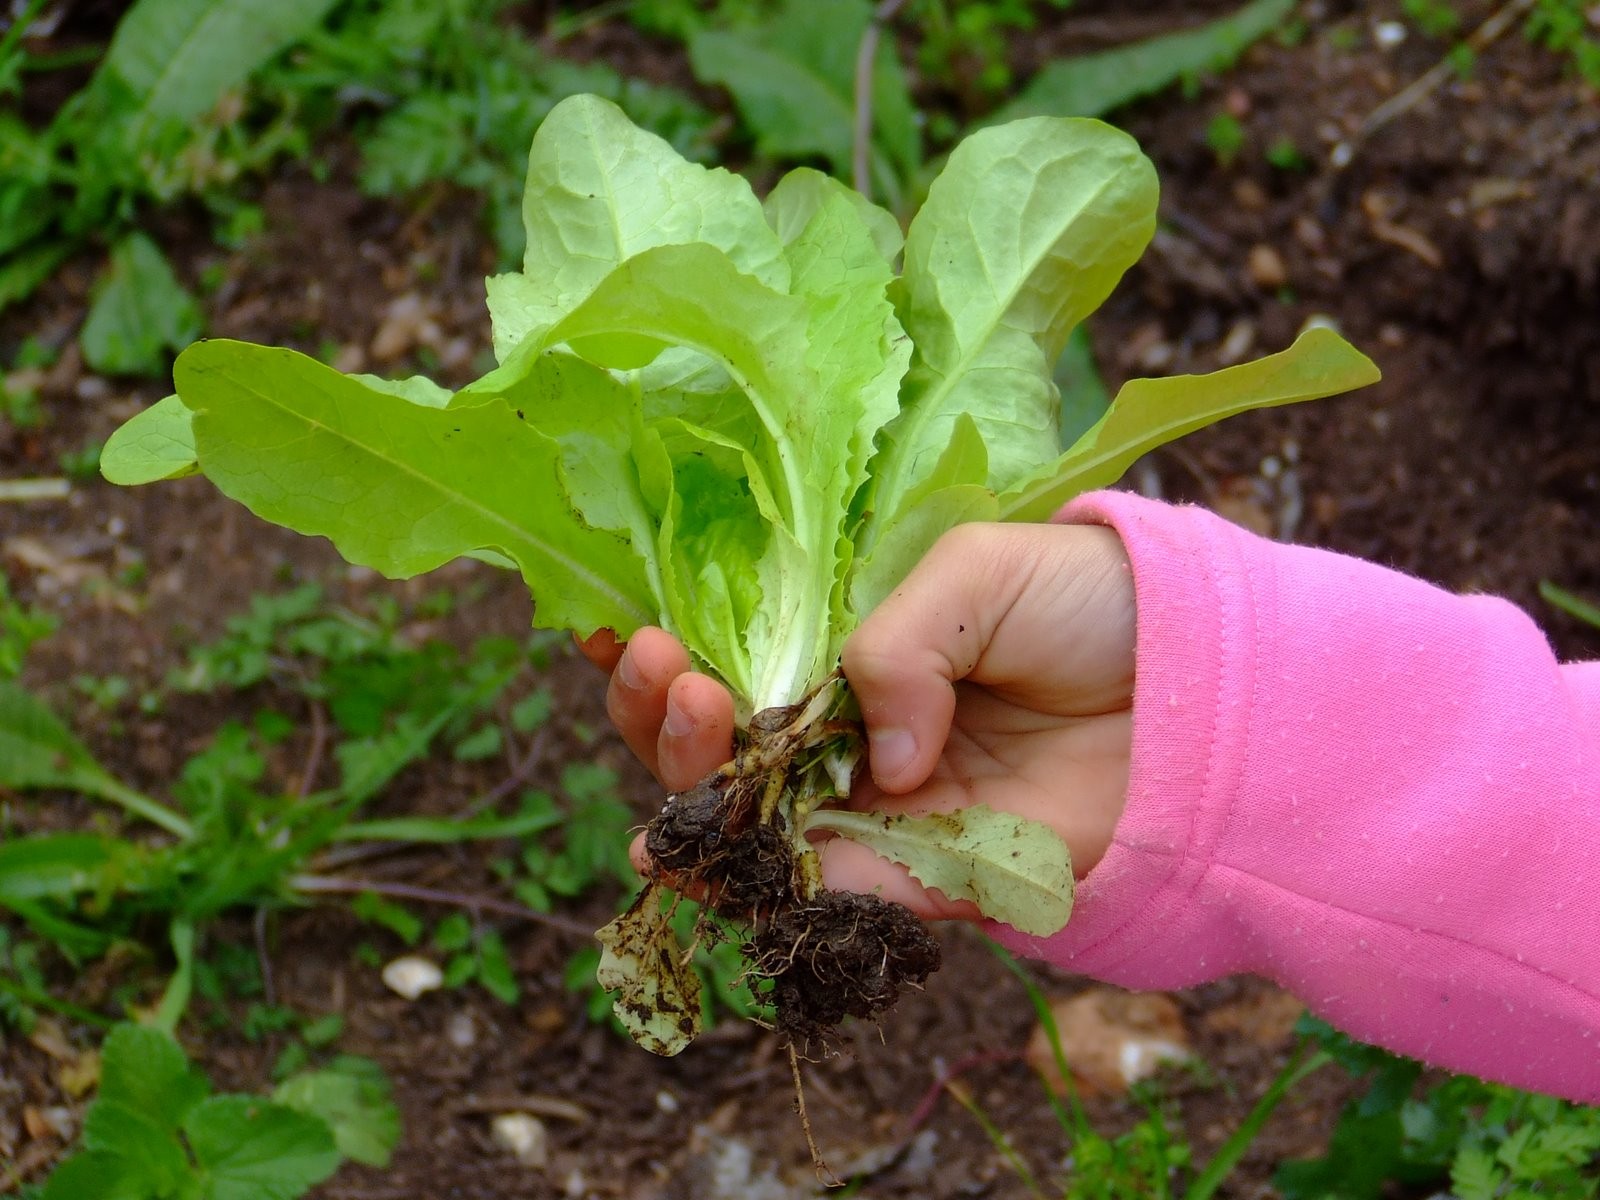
[3, 1, 1598, 1197]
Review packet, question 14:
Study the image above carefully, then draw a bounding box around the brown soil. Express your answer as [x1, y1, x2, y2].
[3, 1, 1598, 1198]
[761, 890, 942, 1048]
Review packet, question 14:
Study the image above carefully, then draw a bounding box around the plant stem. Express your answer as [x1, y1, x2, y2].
[151, 918, 195, 1036]
[946, 1078, 1050, 1200]
[0, 0, 51, 66]
[0, 478, 70, 502]
[290, 875, 596, 938]
[1183, 1043, 1332, 1200]
[0, 973, 114, 1029]
[852, 0, 912, 198]
[91, 777, 194, 840]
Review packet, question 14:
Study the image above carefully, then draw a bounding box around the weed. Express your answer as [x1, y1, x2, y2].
[1264, 134, 1309, 171]
[1542, 580, 1600, 628]
[0, 570, 56, 679]
[272, 0, 716, 264]
[944, 947, 1335, 1200]
[1276, 1016, 1600, 1199]
[912, 0, 1075, 100]
[0, 925, 48, 1033]
[36, 1023, 400, 1198]
[1526, 0, 1600, 86]
[1205, 111, 1247, 166]
[56, 438, 103, 482]
[1402, 0, 1462, 39]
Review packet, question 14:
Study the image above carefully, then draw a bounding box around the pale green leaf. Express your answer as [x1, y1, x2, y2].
[804, 805, 1073, 937]
[867, 117, 1158, 543]
[174, 340, 654, 638]
[274, 1058, 401, 1168]
[992, 0, 1295, 123]
[1056, 325, 1112, 449]
[851, 484, 998, 618]
[544, 244, 836, 705]
[101, 0, 339, 125]
[688, 0, 919, 205]
[80, 233, 202, 376]
[100, 394, 199, 484]
[350, 374, 453, 408]
[595, 884, 703, 1056]
[763, 167, 904, 264]
[496, 93, 786, 358]
[998, 327, 1382, 521]
[184, 1094, 340, 1200]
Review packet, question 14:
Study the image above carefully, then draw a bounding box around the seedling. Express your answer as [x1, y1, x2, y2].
[103, 94, 1378, 1056]
[37, 1023, 400, 1199]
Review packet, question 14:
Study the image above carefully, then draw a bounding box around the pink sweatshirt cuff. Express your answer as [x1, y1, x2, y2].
[992, 493, 1600, 1101]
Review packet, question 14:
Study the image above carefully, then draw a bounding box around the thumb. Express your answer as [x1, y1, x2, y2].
[841, 525, 1021, 793]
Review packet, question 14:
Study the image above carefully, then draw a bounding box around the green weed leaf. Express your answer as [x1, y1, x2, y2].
[688, 0, 919, 205]
[100, 394, 200, 484]
[803, 805, 1073, 937]
[991, 0, 1295, 123]
[102, 0, 338, 128]
[184, 1094, 340, 1200]
[274, 1057, 400, 1168]
[79, 233, 202, 376]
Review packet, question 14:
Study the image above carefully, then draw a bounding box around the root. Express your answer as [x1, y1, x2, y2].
[640, 671, 941, 1049]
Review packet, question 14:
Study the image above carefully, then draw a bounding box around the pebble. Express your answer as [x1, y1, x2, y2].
[491, 1113, 549, 1167]
[380, 955, 443, 1000]
[1218, 319, 1257, 366]
[1373, 21, 1407, 49]
[1246, 243, 1288, 290]
[446, 1011, 477, 1048]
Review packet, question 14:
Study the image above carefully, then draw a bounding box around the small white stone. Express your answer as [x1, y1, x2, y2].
[1373, 20, 1407, 49]
[446, 1011, 476, 1048]
[655, 1089, 679, 1113]
[492, 1113, 549, 1167]
[381, 955, 443, 1000]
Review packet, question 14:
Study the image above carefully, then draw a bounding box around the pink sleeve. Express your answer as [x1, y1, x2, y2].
[993, 492, 1600, 1102]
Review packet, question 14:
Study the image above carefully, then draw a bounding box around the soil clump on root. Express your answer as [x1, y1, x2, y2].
[642, 688, 941, 1047]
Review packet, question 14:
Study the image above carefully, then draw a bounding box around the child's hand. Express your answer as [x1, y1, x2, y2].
[579, 523, 1137, 923]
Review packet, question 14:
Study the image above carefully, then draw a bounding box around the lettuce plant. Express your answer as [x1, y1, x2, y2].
[104, 94, 1378, 1054]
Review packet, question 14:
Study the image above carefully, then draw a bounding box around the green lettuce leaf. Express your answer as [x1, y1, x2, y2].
[863, 117, 1158, 553]
[174, 340, 654, 637]
[804, 805, 1074, 937]
[999, 327, 1382, 521]
[595, 883, 703, 1056]
[486, 93, 787, 361]
[100, 394, 199, 484]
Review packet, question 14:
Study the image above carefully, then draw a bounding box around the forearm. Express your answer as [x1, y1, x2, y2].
[994, 493, 1600, 1101]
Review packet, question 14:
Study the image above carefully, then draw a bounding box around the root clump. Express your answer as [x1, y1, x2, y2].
[640, 680, 940, 1046]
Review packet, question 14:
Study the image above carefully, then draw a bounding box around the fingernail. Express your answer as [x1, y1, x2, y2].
[615, 649, 645, 692]
[663, 695, 693, 738]
[869, 729, 915, 781]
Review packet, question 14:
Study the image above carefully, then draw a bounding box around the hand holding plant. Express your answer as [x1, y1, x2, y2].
[583, 520, 1136, 920]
